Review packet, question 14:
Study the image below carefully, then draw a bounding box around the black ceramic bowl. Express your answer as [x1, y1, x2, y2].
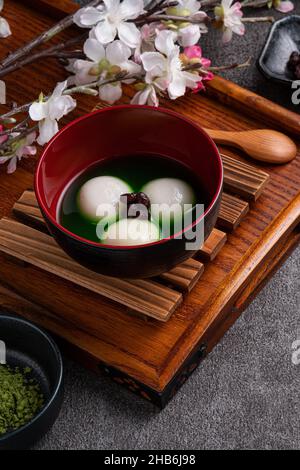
[0, 314, 63, 450]
[258, 15, 300, 85]
[35, 105, 223, 279]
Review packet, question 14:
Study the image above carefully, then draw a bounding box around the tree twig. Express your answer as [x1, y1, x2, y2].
[0, 124, 39, 154]
[200, 0, 219, 6]
[242, 16, 274, 23]
[0, 103, 32, 121]
[134, 1, 178, 24]
[65, 72, 144, 96]
[241, 0, 269, 7]
[207, 58, 252, 71]
[183, 58, 251, 72]
[137, 14, 207, 24]
[0, 0, 102, 70]
[0, 34, 87, 79]
[0, 116, 30, 136]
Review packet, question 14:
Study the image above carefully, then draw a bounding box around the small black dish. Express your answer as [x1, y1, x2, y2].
[258, 15, 300, 85]
[0, 313, 63, 450]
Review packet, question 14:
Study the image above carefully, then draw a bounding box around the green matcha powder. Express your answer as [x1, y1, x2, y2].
[0, 365, 44, 436]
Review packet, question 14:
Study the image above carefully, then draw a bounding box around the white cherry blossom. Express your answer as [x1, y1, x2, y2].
[176, 22, 207, 47]
[29, 81, 76, 145]
[0, 0, 296, 178]
[167, 0, 207, 47]
[272, 0, 294, 12]
[178, 0, 201, 12]
[0, 132, 36, 174]
[139, 30, 202, 102]
[74, 0, 144, 48]
[0, 0, 11, 38]
[131, 84, 159, 107]
[74, 37, 141, 104]
[134, 23, 161, 63]
[215, 0, 245, 43]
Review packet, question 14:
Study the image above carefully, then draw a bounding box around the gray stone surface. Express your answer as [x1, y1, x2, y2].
[35, 2, 300, 450]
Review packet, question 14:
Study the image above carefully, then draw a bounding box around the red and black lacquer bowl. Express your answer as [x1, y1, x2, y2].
[35, 105, 223, 279]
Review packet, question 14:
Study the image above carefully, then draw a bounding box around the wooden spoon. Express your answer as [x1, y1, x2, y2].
[204, 128, 297, 164]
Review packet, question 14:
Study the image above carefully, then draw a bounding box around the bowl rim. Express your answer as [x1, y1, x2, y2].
[0, 313, 63, 443]
[35, 105, 223, 250]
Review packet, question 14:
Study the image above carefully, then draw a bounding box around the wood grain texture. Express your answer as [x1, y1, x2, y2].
[206, 128, 297, 165]
[206, 76, 300, 138]
[218, 193, 249, 231]
[0, 217, 184, 321]
[222, 154, 270, 201]
[0, 0, 298, 395]
[159, 259, 204, 292]
[197, 229, 227, 262]
[19, 0, 76, 17]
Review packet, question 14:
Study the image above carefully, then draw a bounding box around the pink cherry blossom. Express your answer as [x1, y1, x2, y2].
[215, 0, 245, 43]
[184, 46, 212, 68]
[274, 1, 294, 13]
[0, 132, 37, 173]
[184, 46, 202, 60]
[0, 124, 7, 145]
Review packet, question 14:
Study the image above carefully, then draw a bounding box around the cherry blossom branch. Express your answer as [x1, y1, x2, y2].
[0, 57, 249, 127]
[139, 14, 208, 24]
[0, 34, 87, 79]
[0, 124, 39, 152]
[0, 54, 251, 153]
[143, 0, 176, 15]
[0, 0, 102, 71]
[183, 57, 251, 73]
[200, 0, 219, 6]
[208, 59, 252, 71]
[0, 0, 294, 173]
[135, 1, 179, 23]
[142, 13, 273, 26]
[202, 0, 287, 11]
[0, 0, 285, 82]
[200, 0, 273, 10]
[242, 16, 275, 23]
[0, 76, 130, 148]
[0, 117, 30, 136]
[241, 0, 270, 7]
[0, 103, 31, 121]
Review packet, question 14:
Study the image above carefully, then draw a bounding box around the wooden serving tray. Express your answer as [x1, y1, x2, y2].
[0, 0, 299, 407]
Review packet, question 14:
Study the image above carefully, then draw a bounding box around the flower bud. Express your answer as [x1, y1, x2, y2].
[214, 5, 224, 21]
[179, 53, 189, 66]
[190, 58, 201, 65]
[184, 46, 202, 60]
[178, 21, 190, 29]
[1, 118, 16, 124]
[99, 58, 110, 72]
[166, 7, 191, 17]
[89, 64, 101, 76]
[167, 23, 179, 31]
[109, 65, 122, 75]
[134, 82, 146, 91]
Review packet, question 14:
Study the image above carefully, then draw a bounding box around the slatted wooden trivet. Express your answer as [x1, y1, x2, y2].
[0, 157, 269, 322]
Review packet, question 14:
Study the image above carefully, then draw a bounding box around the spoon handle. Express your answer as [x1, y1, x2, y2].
[205, 129, 238, 146]
[204, 128, 297, 165]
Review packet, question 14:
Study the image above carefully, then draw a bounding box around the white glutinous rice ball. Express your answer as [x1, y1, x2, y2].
[141, 178, 196, 222]
[78, 176, 132, 222]
[102, 219, 160, 246]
